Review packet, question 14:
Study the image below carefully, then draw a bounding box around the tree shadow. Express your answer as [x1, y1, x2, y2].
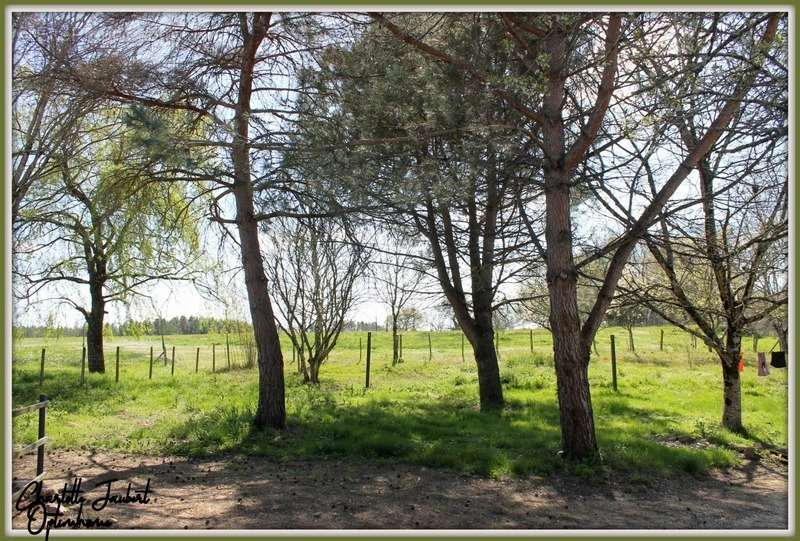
[12, 369, 122, 413]
[159, 390, 745, 481]
[13, 364, 775, 482]
[17, 443, 785, 530]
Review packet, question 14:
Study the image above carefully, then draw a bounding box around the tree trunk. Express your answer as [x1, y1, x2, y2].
[391, 319, 399, 366]
[231, 13, 285, 430]
[85, 277, 106, 373]
[299, 352, 310, 383]
[628, 326, 635, 352]
[233, 185, 286, 429]
[543, 163, 599, 460]
[721, 358, 743, 432]
[467, 326, 504, 410]
[721, 331, 744, 432]
[308, 360, 321, 385]
[773, 321, 788, 353]
[539, 25, 599, 461]
[236, 206, 287, 430]
[550, 294, 598, 460]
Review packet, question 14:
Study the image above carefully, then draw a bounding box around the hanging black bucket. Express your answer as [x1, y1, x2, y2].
[770, 351, 786, 368]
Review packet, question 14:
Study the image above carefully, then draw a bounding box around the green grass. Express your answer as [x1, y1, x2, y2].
[11, 326, 788, 480]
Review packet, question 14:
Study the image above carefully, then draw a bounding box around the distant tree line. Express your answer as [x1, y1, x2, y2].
[116, 316, 252, 337]
[14, 316, 252, 338]
[14, 325, 86, 339]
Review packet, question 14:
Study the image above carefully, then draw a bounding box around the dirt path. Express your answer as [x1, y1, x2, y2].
[12, 449, 788, 530]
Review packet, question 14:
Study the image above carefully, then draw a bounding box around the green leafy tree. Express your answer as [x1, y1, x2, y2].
[15, 108, 201, 372]
[291, 14, 541, 410]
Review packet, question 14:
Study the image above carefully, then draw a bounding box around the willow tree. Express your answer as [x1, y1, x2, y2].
[370, 12, 783, 458]
[14, 109, 200, 372]
[12, 13, 100, 226]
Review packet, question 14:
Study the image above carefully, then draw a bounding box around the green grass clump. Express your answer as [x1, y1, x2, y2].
[12, 326, 787, 479]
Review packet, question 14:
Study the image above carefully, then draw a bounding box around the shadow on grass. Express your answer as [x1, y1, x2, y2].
[12, 365, 202, 431]
[12, 365, 749, 480]
[160, 388, 739, 479]
[12, 368, 124, 411]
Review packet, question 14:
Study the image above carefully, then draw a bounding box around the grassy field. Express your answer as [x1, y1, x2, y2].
[11, 326, 787, 479]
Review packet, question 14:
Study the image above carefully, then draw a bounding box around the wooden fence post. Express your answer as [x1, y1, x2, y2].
[80, 346, 86, 385]
[195, 347, 200, 373]
[37, 394, 47, 476]
[660, 329, 664, 351]
[530, 329, 534, 353]
[226, 334, 231, 369]
[171, 346, 176, 376]
[753, 335, 759, 353]
[149, 346, 153, 379]
[115, 346, 120, 383]
[461, 333, 465, 363]
[365, 332, 372, 389]
[427, 332, 432, 362]
[39, 348, 45, 387]
[610, 335, 618, 392]
[212, 344, 216, 373]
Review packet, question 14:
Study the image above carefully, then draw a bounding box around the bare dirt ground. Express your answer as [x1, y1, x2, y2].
[12, 448, 788, 531]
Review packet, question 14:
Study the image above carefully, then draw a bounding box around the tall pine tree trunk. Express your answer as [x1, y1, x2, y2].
[541, 26, 598, 460]
[466, 300, 504, 410]
[232, 182, 286, 429]
[547, 235, 598, 459]
[232, 13, 286, 430]
[469, 327, 504, 409]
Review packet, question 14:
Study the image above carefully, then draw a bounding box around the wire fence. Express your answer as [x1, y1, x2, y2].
[10, 328, 780, 388]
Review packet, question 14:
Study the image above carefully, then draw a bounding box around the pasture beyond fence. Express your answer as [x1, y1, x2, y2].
[10, 326, 788, 481]
[12, 327, 782, 393]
